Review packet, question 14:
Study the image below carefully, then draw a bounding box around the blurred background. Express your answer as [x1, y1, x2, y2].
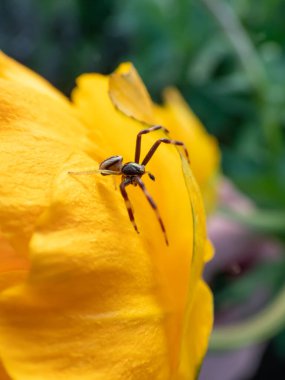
[1, 0, 285, 379]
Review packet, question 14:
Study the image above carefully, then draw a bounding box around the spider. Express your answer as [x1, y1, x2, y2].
[69, 125, 190, 245]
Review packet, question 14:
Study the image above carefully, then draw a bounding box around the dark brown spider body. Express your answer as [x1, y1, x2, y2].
[99, 156, 145, 177]
[69, 125, 190, 246]
[121, 162, 145, 177]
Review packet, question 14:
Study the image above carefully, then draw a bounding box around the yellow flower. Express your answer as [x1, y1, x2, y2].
[0, 52, 214, 380]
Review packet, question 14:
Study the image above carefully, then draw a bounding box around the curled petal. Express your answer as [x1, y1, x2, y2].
[109, 62, 156, 125]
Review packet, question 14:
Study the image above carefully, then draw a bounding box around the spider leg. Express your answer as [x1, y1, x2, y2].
[120, 179, 139, 233]
[135, 177, 169, 246]
[141, 138, 190, 166]
[135, 125, 169, 163]
[68, 169, 119, 176]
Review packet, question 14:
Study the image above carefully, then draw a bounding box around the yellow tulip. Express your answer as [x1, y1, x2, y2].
[0, 52, 214, 380]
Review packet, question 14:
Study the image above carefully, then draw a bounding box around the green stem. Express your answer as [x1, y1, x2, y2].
[210, 283, 285, 350]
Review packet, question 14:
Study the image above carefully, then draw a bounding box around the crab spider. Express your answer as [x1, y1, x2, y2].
[69, 125, 190, 246]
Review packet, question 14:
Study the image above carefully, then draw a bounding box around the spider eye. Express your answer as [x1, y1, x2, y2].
[148, 173, 155, 181]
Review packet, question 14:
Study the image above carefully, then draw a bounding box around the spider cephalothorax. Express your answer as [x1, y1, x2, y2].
[69, 125, 190, 245]
[99, 156, 155, 183]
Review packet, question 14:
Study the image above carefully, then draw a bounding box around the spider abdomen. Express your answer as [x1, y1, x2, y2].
[99, 155, 123, 175]
[122, 162, 145, 176]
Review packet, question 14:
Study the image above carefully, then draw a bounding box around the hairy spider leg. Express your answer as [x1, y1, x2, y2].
[141, 138, 190, 166]
[135, 177, 169, 246]
[120, 179, 139, 233]
[135, 125, 169, 163]
[68, 169, 120, 176]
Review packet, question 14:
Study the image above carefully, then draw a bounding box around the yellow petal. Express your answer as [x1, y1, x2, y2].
[0, 361, 12, 380]
[0, 153, 170, 379]
[109, 62, 156, 125]
[0, 57, 213, 380]
[204, 239, 215, 262]
[0, 233, 29, 292]
[0, 151, 206, 380]
[0, 51, 68, 104]
[72, 72, 138, 161]
[155, 88, 220, 210]
[179, 281, 213, 380]
[0, 78, 93, 261]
